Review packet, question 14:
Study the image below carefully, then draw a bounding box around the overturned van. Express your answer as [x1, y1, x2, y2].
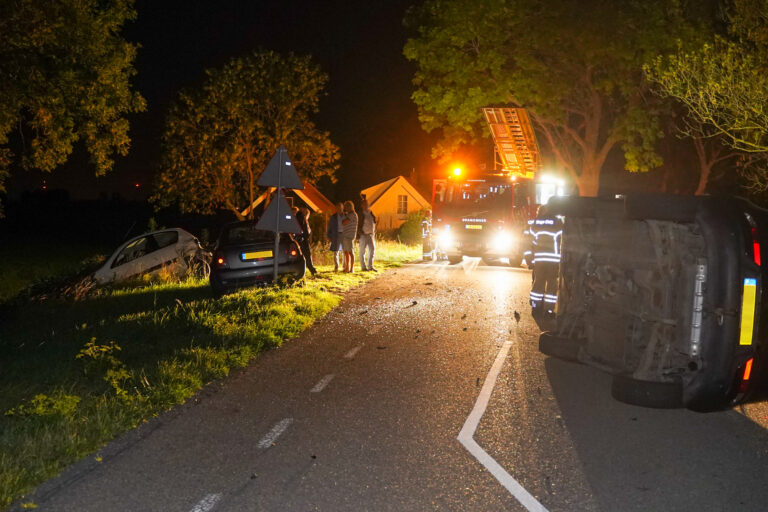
[534, 194, 767, 412]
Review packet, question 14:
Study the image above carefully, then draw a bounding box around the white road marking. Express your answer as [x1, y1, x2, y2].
[457, 338, 549, 512]
[311, 374, 335, 393]
[189, 493, 222, 512]
[344, 346, 361, 359]
[257, 418, 293, 449]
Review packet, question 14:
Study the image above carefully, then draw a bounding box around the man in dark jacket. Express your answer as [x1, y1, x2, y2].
[326, 202, 344, 272]
[295, 206, 317, 276]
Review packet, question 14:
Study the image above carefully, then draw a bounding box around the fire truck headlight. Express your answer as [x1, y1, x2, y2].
[439, 231, 454, 248]
[492, 231, 514, 251]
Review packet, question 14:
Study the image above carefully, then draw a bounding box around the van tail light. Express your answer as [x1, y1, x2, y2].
[752, 227, 761, 266]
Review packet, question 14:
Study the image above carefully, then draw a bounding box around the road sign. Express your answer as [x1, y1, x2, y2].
[255, 191, 301, 234]
[257, 145, 304, 189]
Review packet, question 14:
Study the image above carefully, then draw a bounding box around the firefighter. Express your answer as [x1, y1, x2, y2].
[422, 210, 433, 261]
[529, 210, 563, 316]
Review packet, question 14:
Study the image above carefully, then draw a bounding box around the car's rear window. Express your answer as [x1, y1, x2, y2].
[153, 231, 179, 249]
[221, 225, 273, 245]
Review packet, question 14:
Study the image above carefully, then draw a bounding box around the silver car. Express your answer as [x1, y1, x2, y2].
[93, 228, 210, 285]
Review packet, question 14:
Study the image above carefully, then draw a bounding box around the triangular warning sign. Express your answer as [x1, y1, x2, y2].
[254, 191, 302, 234]
[257, 145, 305, 190]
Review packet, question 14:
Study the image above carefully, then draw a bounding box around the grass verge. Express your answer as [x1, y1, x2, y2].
[0, 240, 419, 510]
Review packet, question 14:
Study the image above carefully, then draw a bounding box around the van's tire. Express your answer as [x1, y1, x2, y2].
[623, 194, 699, 222]
[610, 374, 683, 409]
[539, 333, 582, 362]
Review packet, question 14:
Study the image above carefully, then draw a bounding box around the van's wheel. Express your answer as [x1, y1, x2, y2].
[610, 374, 683, 409]
[538, 333, 582, 362]
[447, 255, 463, 265]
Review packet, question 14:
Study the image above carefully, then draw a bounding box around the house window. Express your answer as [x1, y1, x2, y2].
[397, 195, 408, 214]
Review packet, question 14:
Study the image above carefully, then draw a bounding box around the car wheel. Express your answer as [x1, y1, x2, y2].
[538, 333, 582, 362]
[610, 374, 683, 409]
[447, 255, 463, 265]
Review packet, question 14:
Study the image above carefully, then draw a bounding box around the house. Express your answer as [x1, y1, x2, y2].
[361, 176, 431, 230]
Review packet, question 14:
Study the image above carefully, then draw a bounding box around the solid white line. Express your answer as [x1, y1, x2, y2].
[344, 346, 361, 359]
[311, 374, 335, 393]
[457, 339, 549, 512]
[189, 493, 222, 512]
[257, 418, 293, 449]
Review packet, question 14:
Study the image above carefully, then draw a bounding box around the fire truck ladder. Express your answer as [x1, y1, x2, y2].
[482, 107, 540, 179]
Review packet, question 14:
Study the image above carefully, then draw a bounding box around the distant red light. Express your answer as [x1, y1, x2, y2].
[290, 249, 298, 257]
[134, 183, 140, 188]
[217, 257, 225, 265]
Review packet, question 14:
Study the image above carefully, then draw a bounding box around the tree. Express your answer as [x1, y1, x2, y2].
[404, 0, 699, 196]
[0, 0, 146, 214]
[153, 50, 339, 220]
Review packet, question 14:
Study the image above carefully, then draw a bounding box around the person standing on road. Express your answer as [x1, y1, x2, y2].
[359, 199, 377, 271]
[529, 210, 563, 317]
[327, 202, 344, 272]
[421, 209, 433, 261]
[341, 200, 358, 273]
[295, 206, 318, 276]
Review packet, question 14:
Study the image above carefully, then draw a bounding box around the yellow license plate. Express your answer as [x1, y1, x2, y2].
[740, 278, 757, 345]
[243, 250, 273, 260]
[465, 224, 483, 230]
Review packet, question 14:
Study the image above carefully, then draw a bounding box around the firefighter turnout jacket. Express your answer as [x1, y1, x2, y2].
[529, 215, 563, 311]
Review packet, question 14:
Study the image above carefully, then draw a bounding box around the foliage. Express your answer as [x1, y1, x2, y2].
[403, 0, 699, 195]
[647, 37, 768, 153]
[153, 50, 340, 219]
[397, 211, 426, 244]
[0, 0, 146, 215]
[0, 243, 419, 509]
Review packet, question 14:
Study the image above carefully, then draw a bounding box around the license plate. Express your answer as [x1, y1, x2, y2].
[465, 224, 483, 230]
[242, 250, 273, 260]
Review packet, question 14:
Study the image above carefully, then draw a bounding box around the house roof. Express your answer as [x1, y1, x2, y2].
[361, 176, 400, 205]
[240, 182, 336, 218]
[361, 176, 430, 209]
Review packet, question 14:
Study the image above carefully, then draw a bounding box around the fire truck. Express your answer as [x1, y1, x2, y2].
[430, 107, 567, 265]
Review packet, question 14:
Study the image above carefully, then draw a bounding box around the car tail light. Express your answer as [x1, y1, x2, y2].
[739, 357, 755, 393]
[214, 252, 227, 267]
[752, 227, 761, 266]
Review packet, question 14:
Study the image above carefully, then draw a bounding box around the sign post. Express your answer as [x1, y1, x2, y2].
[255, 146, 304, 281]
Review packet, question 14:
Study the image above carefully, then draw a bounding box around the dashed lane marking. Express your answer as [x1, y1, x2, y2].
[311, 374, 335, 393]
[344, 346, 361, 359]
[257, 418, 293, 449]
[457, 336, 549, 512]
[189, 493, 222, 512]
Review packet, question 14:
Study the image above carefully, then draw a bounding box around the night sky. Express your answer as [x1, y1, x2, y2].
[7, 0, 439, 202]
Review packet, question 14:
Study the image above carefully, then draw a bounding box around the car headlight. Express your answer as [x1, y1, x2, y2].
[492, 231, 514, 251]
[438, 231, 454, 247]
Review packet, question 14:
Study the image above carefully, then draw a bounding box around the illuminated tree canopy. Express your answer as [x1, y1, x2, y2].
[404, 0, 699, 196]
[153, 50, 339, 220]
[0, 0, 145, 214]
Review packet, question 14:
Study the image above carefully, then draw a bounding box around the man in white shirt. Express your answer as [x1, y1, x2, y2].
[359, 198, 377, 271]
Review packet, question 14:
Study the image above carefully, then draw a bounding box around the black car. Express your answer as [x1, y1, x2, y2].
[535, 194, 768, 412]
[210, 222, 305, 296]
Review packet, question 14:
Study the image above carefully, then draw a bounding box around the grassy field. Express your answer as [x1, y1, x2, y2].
[0, 239, 420, 510]
[0, 240, 107, 303]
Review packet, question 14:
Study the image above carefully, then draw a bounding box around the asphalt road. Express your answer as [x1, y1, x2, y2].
[17, 261, 768, 511]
